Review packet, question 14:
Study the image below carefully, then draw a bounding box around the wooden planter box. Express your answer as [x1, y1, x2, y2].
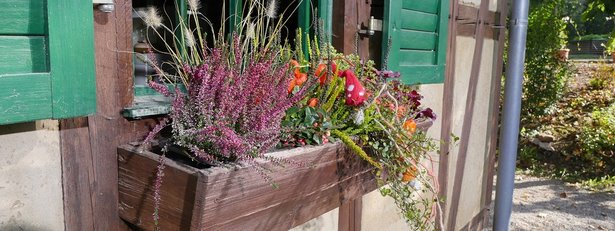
[118, 142, 377, 230]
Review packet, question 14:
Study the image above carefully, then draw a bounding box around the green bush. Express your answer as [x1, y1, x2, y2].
[523, 0, 573, 119]
[578, 104, 615, 167]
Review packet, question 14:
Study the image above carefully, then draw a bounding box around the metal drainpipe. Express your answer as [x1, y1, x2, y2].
[493, 0, 530, 230]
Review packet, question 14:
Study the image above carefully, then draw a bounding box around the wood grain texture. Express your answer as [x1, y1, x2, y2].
[0, 0, 46, 35]
[0, 36, 48, 74]
[338, 199, 362, 231]
[483, 0, 509, 221]
[118, 143, 378, 231]
[47, 0, 96, 119]
[0, 73, 52, 125]
[59, 117, 96, 231]
[456, 5, 499, 39]
[437, 0, 458, 225]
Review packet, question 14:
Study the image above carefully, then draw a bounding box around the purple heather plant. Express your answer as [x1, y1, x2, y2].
[145, 43, 308, 165]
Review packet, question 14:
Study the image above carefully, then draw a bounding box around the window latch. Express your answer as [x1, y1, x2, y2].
[358, 16, 383, 36]
[93, 0, 115, 13]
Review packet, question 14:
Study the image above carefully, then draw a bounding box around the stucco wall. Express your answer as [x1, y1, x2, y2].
[289, 208, 338, 231]
[0, 121, 64, 231]
[444, 36, 499, 231]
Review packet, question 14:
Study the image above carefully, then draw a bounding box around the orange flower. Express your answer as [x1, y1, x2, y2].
[288, 79, 296, 94]
[295, 72, 307, 86]
[403, 119, 417, 134]
[402, 166, 417, 183]
[315, 63, 327, 85]
[307, 98, 318, 107]
[315, 63, 326, 77]
[314, 62, 337, 86]
[289, 59, 300, 69]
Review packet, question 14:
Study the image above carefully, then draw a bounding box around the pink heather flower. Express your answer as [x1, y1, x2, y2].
[142, 118, 169, 148]
[148, 81, 171, 97]
[152, 153, 166, 227]
[147, 42, 308, 165]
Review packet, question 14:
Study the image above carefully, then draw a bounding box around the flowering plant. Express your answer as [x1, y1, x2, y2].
[140, 1, 308, 167]
[279, 33, 442, 228]
[138, 1, 441, 229]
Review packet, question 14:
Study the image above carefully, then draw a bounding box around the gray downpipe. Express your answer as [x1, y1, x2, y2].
[493, 0, 530, 230]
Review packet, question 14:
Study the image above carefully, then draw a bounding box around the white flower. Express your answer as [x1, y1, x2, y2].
[353, 109, 365, 125]
[408, 179, 422, 191]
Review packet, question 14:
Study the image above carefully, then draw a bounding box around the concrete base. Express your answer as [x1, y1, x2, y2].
[0, 121, 64, 231]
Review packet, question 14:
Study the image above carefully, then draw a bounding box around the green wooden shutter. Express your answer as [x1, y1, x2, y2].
[0, 0, 95, 125]
[382, 0, 449, 84]
[318, 0, 332, 37]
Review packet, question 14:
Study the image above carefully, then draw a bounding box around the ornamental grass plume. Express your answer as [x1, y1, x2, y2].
[141, 6, 163, 29]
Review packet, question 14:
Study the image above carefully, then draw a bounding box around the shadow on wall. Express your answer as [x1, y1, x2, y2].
[0, 122, 37, 135]
[0, 120, 59, 136]
[289, 216, 325, 231]
[0, 224, 54, 231]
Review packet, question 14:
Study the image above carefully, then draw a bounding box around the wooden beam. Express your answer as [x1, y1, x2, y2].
[339, 199, 362, 231]
[59, 117, 95, 231]
[483, 0, 509, 222]
[437, 0, 458, 226]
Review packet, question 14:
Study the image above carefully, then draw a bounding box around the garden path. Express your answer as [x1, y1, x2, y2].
[486, 174, 615, 231]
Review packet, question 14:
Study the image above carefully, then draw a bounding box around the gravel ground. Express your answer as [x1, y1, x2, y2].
[486, 174, 615, 231]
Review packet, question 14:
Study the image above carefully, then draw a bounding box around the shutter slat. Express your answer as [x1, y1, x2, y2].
[402, 0, 439, 14]
[397, 65, 445, 84]
[399, 30, 437, 50]
[399, 50, 436, 65]
[0, 36, 48, 75]
[0, 0, 46, 35]
[0, 73, 53, 125]
[401, 9, 438, 32]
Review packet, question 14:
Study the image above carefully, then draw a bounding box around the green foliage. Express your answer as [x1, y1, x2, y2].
[603, 30, 615, 54]
[578, 104, 615, 163]
[523, 0, 574, 118]
[582, 0, 615, 21]
[517, 63, 614, 191]
[579, 175, 615, 192]
[331, 129, 381, 169]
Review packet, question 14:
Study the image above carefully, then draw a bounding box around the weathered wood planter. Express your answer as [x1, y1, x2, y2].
[118, 142, 377, 230]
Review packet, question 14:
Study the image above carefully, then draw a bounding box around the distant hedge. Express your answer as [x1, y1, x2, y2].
[573, 34, 610, 41]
